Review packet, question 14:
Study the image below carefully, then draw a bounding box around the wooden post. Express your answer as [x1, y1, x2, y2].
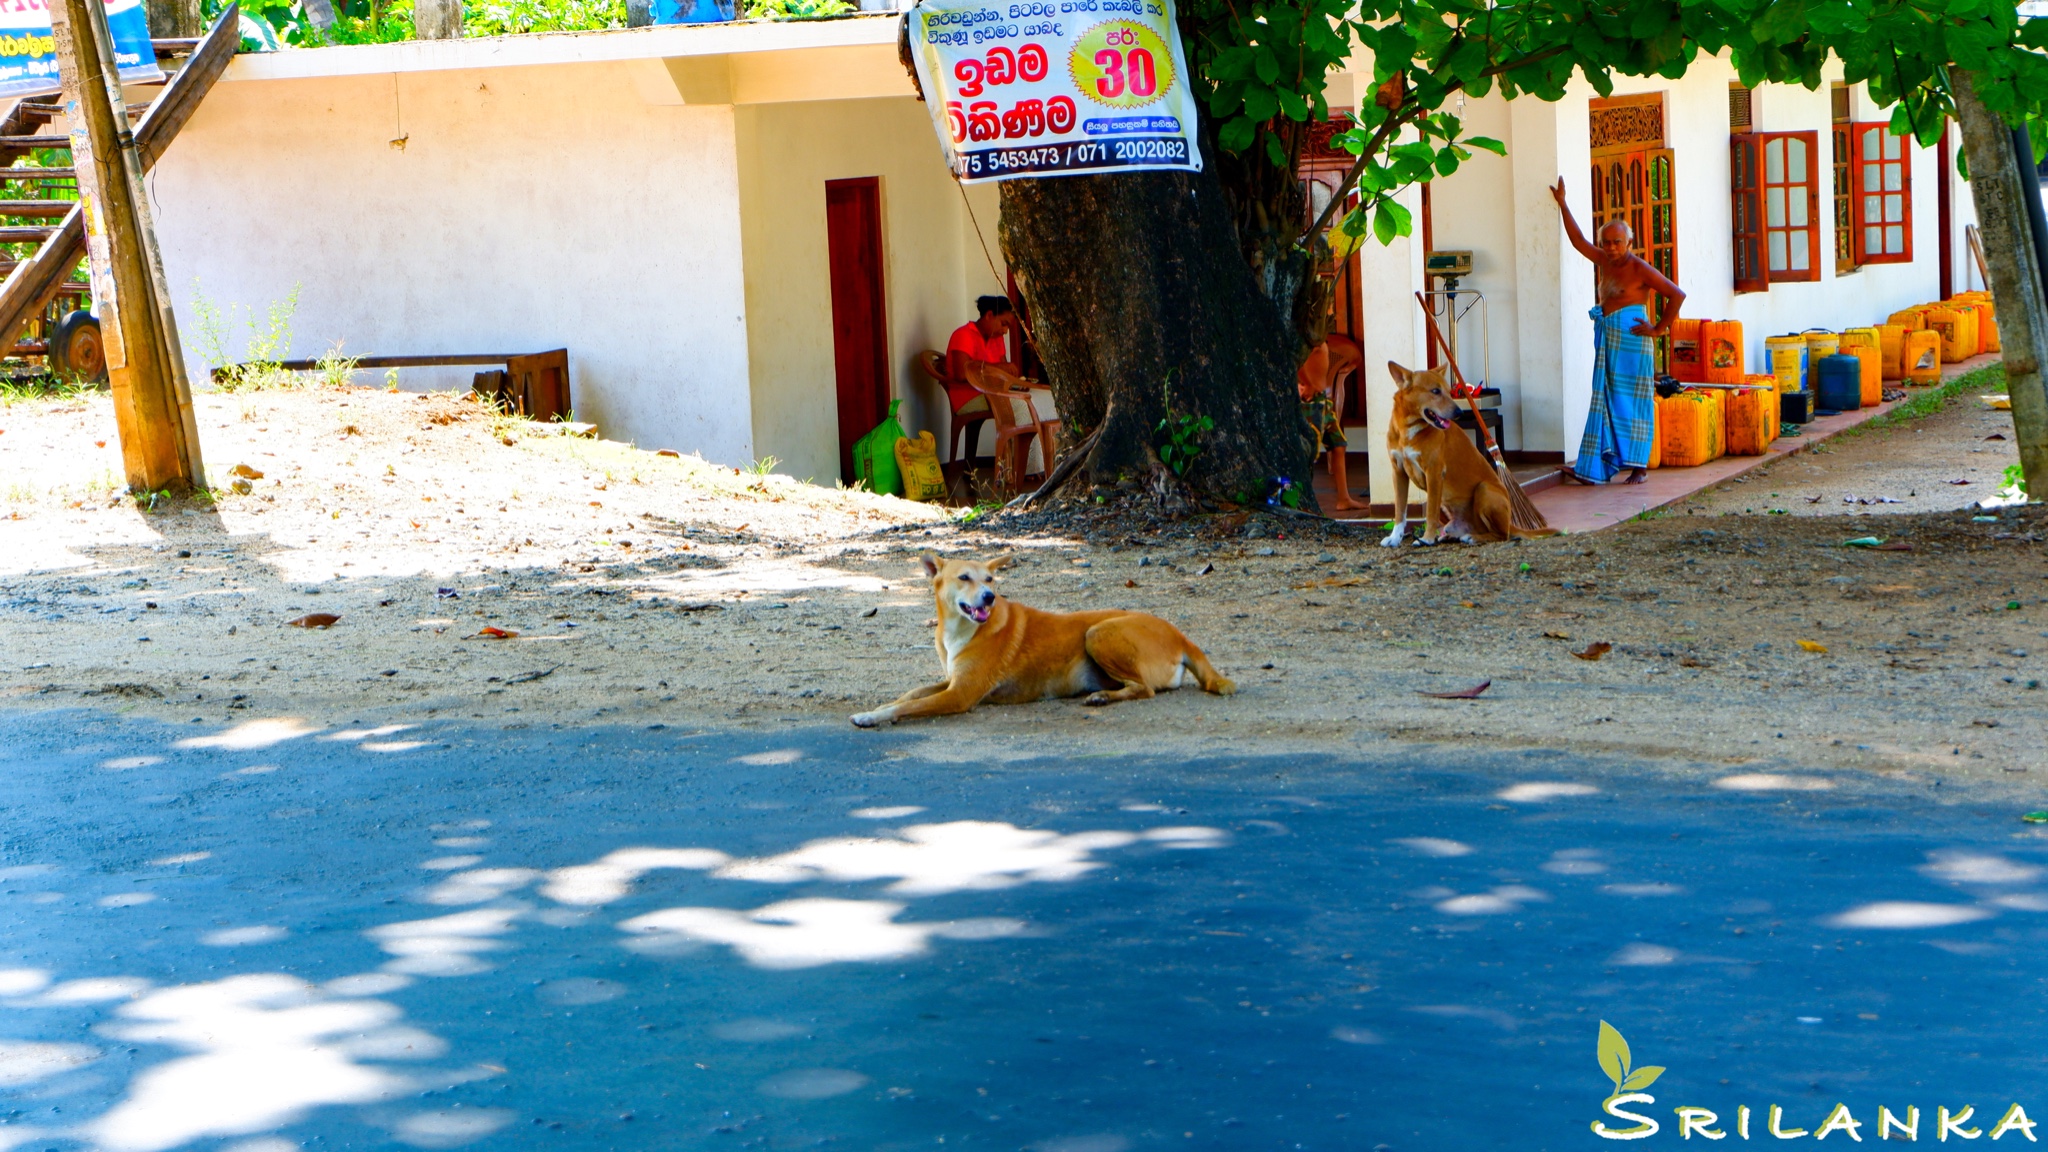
[1953, 71, 2048, 500]
[50, 0, 204, 494]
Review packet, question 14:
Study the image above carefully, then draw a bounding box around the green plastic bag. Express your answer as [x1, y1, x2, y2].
[853, 399, 907, 496]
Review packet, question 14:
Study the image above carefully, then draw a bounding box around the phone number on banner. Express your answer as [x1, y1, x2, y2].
[961, 136, 1192, 177]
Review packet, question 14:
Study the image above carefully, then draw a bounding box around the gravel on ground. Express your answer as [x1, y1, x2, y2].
[1, 376, 2041, 786]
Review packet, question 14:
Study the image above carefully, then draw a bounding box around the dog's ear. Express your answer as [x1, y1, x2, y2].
[986, 552, 1016, 573]
[1387, 361, 1410, 386]
[919, 551, 940, 578]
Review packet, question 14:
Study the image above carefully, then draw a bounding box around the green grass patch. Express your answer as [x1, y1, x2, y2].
[1836, 363, 2007, 440]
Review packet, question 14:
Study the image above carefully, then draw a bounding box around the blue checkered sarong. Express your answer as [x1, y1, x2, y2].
[1576, 304, 1655, 483]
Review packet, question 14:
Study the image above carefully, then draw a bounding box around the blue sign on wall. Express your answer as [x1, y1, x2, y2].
[654, 0, 735, 24]
[0, 0, 163, 99]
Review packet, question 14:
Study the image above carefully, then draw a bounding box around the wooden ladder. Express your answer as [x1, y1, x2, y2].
[0, 5, 236, 377]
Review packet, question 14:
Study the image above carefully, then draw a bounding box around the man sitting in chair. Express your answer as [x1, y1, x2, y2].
[946, 295, 1021, 420]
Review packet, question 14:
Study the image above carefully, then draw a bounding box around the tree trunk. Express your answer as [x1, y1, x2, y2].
[415, 0, 463, 39]
[144, 0, 201, 38]
[1952, 70, 2048, 498]
[997, 150, 1316, 512]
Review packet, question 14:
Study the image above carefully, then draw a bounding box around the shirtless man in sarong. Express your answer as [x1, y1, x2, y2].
[1551, 177, 1686, 485]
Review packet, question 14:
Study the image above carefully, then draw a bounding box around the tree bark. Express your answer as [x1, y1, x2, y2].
[1952, 70, 2048, 498]
[415, 0, 463, 39]
[997, 150, 1316, 511]
[144, 0, 201, 38]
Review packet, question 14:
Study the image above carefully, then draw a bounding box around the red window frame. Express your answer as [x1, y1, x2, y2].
[1730, 134, 1765, 293]
[1758, 130, 1821, 283]
[1850, 121, 1913, 264]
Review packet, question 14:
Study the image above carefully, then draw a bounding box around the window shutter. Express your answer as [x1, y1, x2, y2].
[1728, 84, 1754, 132]
[1730, 133, 1766, 292]
[1832, 121, 1858, 275]
[1851, 122, 1913, 264]
[1758, 130, 1822, 283]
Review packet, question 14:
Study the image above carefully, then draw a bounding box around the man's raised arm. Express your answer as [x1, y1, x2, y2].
[1550, 178, 1601, 263]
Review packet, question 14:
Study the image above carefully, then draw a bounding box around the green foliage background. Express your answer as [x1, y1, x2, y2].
[1175, 0, 2048, 252]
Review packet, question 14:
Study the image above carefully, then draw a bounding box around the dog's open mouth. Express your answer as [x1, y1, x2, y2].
[1422, 408, 1454, 431]
[959, 601, 991, 624]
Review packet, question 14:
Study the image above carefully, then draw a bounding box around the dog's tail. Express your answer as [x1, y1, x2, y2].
[1509, 526, 1562, 539]
[1184, 644, 1237, 696]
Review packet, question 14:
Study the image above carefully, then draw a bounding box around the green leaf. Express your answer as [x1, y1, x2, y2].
[1597, 1021, 1630, 1090]
[1372, 200, 1398, 245]
[1242, 85, 1280, 123]
[1384, 198, 1411, 235]
[1465, 135, 1507, 156]
[1622, 1066, 1665, 1092]
[1218, 115, 1257, 153]
[1254, 46, 1281, 86]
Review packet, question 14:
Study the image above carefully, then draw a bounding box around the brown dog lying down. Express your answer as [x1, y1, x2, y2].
[850, 552, 1236, 727]
[1382, 360, 1559, 546]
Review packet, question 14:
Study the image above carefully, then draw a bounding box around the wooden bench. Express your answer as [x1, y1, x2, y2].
[212, 350, 572, 423]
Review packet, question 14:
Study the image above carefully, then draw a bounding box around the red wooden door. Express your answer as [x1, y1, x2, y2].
[825, 178, 889, 484]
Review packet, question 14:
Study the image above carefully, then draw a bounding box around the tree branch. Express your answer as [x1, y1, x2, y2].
[1294, 41, 1574, 247]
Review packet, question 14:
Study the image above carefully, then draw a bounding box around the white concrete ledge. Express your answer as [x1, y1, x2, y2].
[222, 12, 904, 79]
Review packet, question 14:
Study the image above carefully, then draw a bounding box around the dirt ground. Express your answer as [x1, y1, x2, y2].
[1680, 377, 2022, 517]
[1, 379, 2042, 787]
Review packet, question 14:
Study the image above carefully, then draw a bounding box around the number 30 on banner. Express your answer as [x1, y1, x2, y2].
[1069, 20, 1175, 108]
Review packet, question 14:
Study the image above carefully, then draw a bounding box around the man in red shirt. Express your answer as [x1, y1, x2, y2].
[946, 295, 1021, 413]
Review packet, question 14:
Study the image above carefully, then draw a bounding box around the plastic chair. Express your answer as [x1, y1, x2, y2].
[962, 361, 1062, 495]
[918, 350, 992, 474]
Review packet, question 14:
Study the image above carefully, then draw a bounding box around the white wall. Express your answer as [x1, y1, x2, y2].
[1339, 45, 1976, 481]
[1352, 181, 1426, 500]
[1556, 60, 1972, 412]
[152, 61, 757, 464]
[734, 96, 1002, 483]
[1422, 92, 1525, 447]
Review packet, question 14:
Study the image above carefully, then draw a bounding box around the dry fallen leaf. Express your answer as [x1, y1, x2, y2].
[476, 626, 519, 639]
[1417, 679, 1491, 700]
[1874, 542, 1914, 552]
[1572, 642, 1612, 661]
[231, 464, 264, 479]
[1796, 639, 1828, 654]
[1459, 601, 1478, 609]
[657, 449, 681, 458]
[1677, 656, 1712, 668]
[1125, 579, 1139, 588]
[285, 613, 340, 629]
[1293, 576, 1365, 590]
[1542, 631, 1572, 640]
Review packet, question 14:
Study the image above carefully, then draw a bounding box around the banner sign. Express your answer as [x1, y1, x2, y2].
[907, 0, 1200, 182]
[0, 0, 161, 100]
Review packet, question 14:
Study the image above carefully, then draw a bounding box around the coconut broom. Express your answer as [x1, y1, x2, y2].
[1414, 291, 1550, 532]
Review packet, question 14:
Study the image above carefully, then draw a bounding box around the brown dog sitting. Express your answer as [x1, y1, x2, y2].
[1382, 361, 1559, 546]
[850, 552, 1236, 727]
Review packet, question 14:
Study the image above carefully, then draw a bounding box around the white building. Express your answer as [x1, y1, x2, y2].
[153, 15, 1004, 485]
[150, 19, 1978, 498]
[1329, 54, 1979, 498]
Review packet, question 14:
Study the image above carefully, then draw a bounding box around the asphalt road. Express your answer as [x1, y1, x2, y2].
[2, 711, 2045, 1151]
